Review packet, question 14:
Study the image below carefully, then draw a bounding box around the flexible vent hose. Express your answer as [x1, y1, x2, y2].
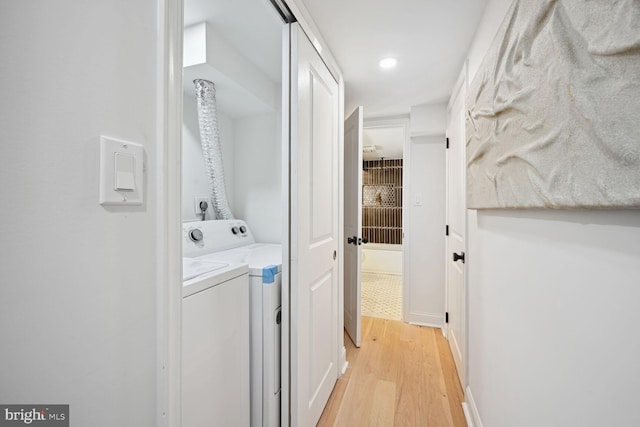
[194, 79, 234, 220]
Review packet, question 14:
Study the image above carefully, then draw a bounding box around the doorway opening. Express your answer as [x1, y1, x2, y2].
[360, 125, 406, 321]
[180, 0, 285, 425]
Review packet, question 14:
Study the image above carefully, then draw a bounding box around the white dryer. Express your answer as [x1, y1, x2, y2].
[183, 220, 282, 427]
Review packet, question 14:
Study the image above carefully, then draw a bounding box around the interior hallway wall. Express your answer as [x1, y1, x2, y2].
[462, 1, 640, 426]
[404, 105, 447, 326]
[0, 1, 160, 425]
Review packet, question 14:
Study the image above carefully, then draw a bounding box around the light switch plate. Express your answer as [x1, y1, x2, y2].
[100, 136, 144, 205]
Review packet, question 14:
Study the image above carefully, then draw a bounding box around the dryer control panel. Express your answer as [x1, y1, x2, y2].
[183, 220, 256, 257]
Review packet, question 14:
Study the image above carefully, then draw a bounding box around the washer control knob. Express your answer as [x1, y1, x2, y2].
[189, 229, 203, 242]
[239, 225, 247, 234]
[231, 226, 240, 235]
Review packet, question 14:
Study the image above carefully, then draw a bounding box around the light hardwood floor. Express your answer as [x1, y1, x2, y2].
[317, 317, 466, 427]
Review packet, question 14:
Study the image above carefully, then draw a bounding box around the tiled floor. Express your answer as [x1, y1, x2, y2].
[361, 272, 403, 321]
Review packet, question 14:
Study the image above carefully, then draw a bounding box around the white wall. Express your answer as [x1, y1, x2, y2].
[466, 0, 514, 84]
[0, 1, 159, 426]
[404, 134, 446, 326]
[233, 112, 282, 243]
[362, 245, 403, 275]
[468, 210, 640, 427]
[182, 98, 282, 242]
[181, 25, 281, 242]
[182, 93, 235, 222]
[410, 103, 448, 136]
[462, 1, 640, 426]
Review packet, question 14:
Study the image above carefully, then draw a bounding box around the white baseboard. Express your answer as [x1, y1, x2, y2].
[405, 312, 444, 328]
[462, 402, 473, 427]
[340, 345, 349, 375]
[465, 386, 483, 427]
[362, 269, 402, 275]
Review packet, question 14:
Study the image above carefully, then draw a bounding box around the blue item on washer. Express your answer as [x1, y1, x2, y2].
[262, 265, 278, 284]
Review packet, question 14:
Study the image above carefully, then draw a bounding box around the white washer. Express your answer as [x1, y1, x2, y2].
[182, 244, 250, 426]
[183, 220, 282, 427]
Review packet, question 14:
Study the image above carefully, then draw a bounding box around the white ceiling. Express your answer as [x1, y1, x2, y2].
[183, 0, 283, 117]
[184, 0, 283, 83]
[299, 0, 489, 118]
[363, 127, 405, 160]
[184, 0, 490, 153]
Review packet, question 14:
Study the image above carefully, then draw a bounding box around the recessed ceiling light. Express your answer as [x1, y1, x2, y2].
[378, 57, 398, 70]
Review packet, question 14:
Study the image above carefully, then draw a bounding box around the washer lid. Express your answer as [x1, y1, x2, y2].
[196, 244, 282, 276]
[182, 258, 229, 281]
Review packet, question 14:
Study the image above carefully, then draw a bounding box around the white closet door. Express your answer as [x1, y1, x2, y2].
[288, 22, 340, 427]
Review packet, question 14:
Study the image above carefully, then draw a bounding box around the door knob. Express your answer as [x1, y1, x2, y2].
[453, 252, 465, 263]
[348, 236, 368, 245]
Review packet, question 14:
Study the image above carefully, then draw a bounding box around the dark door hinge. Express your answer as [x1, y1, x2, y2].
[446, 225, 449, 236]
[445, 312, 449, 324]
[446, 137, 450, 149]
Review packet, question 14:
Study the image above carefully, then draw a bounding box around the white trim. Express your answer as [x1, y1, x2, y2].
[462, 402, 474, 427]
[363, 115, 411, 129]
[464, 386, 484, 427]
[157, 0, 183, 425]
[461, 59, 469, 387]
[401, 120, 410, 325]
[406, 313, 445, 329]
[340, 347, 349, 375]
[337, 53, 347, 379]
[410, 130, 444, 138]
[447, 59, 468, 113]
[281, 23, 292, 427]
[444, 100, 450, 340]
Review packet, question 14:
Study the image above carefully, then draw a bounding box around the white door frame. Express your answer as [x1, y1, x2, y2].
[444, 61, 468, 388]
[158, 0, 184, 425]
[280, 23, 292, 426]
[361, 116, 410, 320]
